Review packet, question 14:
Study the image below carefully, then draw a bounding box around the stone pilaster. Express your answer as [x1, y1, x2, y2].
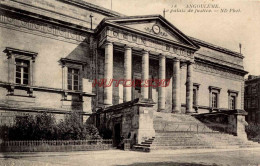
[104, 41, 113, 105]
[186, 61, 194, 113]
[141, 50, 149, 99]
[172, 58, 181, 113]
[124, 46, 132, 102]
[158, 54, 166, 111]
[7, 51, 15, 84]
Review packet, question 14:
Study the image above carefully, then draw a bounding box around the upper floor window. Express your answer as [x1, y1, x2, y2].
[212, 92, 218, 108]
[68, 68, 80, 91]
[209, 86, 221, 109]
[228, 90, 238, 110]
[193, 83, 200, 106]
[15, 59, 29, 85]
[229, 96, 236, 110]
[61, 58, 85, 92]
[4, 47, 37, 86]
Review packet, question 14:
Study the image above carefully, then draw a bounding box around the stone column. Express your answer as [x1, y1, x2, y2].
[141, 50, 149, 99]
[172, 58, 181, 113]
[186, 61, 194, 113]
[158, 54, 166, 111]
[104, 41, 113, 105]
[124, 46, 132, 102]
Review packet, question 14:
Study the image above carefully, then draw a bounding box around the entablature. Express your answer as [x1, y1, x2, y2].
[97, 26, 196, 61]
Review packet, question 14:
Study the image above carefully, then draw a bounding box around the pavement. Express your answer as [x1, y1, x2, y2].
[1, 147, 260, 166]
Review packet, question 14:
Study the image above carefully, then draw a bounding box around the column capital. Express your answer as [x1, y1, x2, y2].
[124, 45, 132, 50]
[142, 49, 149, 54]
[187, 60, 195, 65]
[173, 57, 180, 62]
[159, 54, 166, 59]
[104, 41, 113, 46]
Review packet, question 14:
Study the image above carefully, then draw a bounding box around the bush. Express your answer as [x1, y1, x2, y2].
[9, 115, 36, 140]
[99, 128, 113, 139]
[5, 112, 101, 141]
[0, 125, 9, 141]
[245, 123, 260, 138]
[57, 112, 87, 140]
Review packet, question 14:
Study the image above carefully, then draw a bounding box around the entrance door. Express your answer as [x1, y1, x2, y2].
[114, 123, 121, 147]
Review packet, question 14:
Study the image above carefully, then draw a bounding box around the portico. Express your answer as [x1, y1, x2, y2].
[97, 15, 200, 113]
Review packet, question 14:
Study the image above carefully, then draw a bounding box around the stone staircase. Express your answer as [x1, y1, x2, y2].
[133, 112, 260, 152]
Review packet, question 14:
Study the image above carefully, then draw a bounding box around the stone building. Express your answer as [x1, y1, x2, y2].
[245, 75, 260, 124]
[0, 0, 250, 146]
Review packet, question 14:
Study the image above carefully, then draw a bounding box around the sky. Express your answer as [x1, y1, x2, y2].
[88, 0, 260, 76]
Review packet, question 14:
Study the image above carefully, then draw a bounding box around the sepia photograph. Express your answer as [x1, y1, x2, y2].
[0, 0, 260, 165]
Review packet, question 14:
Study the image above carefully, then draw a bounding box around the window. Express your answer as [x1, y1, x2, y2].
[193, 89, 196, 105]
[209, 86, 221, 109]
[4, 47, 37, 86]
[229, 96, 236, 110]
[193, 83, 200, 106]
[228, 90, 238, 110]
[61, 58, 84, 92]
[212, 92, 218, 108]
[68, 68, 80, 90]
[15, 59, 29, 85]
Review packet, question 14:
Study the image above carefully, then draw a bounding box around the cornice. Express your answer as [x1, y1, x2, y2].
[0, 104, 92, 116]
[194, 57, 248, 76]
[101, 15, 200, 49]
[190, 36, 244, 59]
[58, 0, 123, 17]
[4, 47, 38, 57]
[0, 4, 94, 34]
[96, 19, 199, 51]
[0, 81, 96, 97]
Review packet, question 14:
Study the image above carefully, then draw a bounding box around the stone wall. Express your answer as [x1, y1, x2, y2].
[96, 99, 155, 146]
[0, 10, 95, 125]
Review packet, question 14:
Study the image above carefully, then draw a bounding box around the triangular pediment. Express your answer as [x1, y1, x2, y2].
[102, 15, 199, 49]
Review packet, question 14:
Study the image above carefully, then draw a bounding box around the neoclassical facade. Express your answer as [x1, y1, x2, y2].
[0, 0, 248, 142]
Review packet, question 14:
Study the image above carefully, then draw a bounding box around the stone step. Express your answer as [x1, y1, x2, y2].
[132, 145, 150, 152]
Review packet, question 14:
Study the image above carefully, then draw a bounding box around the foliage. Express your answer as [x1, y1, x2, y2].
[57, 112, 87, 140]
[8, 115, 36, 140]
[4, 112, 101, 141]
[85, 124, 102, 140]
[245, 123, 260, 138]
[99, 127, 113, 139]
[0, 125, 9, 141]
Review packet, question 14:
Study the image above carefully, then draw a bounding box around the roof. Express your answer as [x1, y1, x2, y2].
[60, 0, 124, 17]
[190, 36, 244, 59]
[63, 1, 245, 59]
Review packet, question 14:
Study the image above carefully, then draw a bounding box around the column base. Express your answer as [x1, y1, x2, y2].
[172, 110, 181, 114]
[185, 111, 195, 115]
[157, 108, 165, 112]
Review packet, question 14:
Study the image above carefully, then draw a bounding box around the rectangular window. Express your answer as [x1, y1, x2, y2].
[212, 92, 218, 108]
[229, 96, 236, 110]
[68, 68, 80, 91]
[15, 59, 29, 85]
[193, 89, 197, 105]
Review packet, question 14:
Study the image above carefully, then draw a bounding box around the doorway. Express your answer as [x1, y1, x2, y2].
[113, 123, 121, 147]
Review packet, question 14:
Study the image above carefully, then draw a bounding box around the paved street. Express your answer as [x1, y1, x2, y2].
[1, 148, 260, 166]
